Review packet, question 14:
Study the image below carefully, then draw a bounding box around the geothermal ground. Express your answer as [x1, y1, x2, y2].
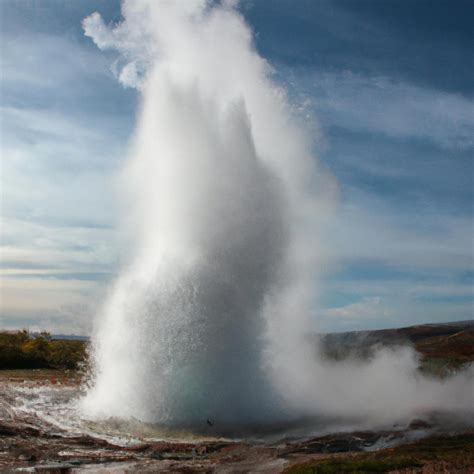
[1, 321, 473, 473]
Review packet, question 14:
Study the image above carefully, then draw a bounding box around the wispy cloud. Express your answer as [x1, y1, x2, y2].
[316, 296, 394, 332]
[316, 293, 473, 333]
[0, 32, 110, 91]
[1, 2, 472, 335]
[323, 194, 473, 273]
[0, 26, 129, 333]
[323, 296, 392, 319]
[290, 71, 474, 150]
[0, 270, 104, 335]
[1, 218, 117, 270]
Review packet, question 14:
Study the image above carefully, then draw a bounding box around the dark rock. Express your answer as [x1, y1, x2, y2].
[409, 419, 433, 430]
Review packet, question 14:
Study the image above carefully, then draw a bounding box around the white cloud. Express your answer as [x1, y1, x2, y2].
[0, 218, 117, 270]
[292, 70, 474, 150]
[0, 36, 125, 333]
[0, 32, 110, 90]
[324, 296, 391, 319]
[324, 278, 473, 300]
[316, 293, 473, 333]
[317, 296, 395, 332]
[0, 216, 117, 334]
[0, 305, 96, 336]
[2, 3, 472, 337]
[323, 195, 473, 273]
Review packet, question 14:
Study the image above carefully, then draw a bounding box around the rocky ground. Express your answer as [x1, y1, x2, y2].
[1, 321, 473, 473]
[0, 370, 472, 473]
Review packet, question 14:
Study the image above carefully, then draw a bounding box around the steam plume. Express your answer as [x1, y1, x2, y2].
[81, 0, 473, 430]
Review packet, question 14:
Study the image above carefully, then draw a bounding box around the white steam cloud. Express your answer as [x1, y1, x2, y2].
[81, 0, 473, 431]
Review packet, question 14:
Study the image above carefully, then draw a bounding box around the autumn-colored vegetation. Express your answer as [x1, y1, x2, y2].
[0, 330, 87, 370]
[284, 433, 474, 473]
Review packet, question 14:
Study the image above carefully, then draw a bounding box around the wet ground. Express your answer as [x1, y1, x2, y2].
[0, 370, 473, 473]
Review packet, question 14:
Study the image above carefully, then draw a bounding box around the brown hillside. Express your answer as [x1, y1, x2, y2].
[415, 329, 474, 360]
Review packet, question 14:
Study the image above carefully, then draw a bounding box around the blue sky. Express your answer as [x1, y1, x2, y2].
[0, 0, 472, 334]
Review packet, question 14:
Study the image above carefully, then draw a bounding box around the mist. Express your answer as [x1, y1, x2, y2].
[80, 0, 473, 431]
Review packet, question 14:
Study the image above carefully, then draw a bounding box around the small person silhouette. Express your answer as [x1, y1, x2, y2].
[206, 418, 214, 427]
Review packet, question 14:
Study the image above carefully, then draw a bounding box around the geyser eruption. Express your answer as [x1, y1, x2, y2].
[81, 0, 328, 426]
[86, 94, 289, 423]
[82, 0, 473, 430]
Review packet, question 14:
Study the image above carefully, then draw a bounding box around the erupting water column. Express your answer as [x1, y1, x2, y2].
[81, 0, 328, 427]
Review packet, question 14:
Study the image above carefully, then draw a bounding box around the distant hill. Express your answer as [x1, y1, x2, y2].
[51, 334, 89, 341]
[1, 321, 472, 375]
[318, 320, 474, 377]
